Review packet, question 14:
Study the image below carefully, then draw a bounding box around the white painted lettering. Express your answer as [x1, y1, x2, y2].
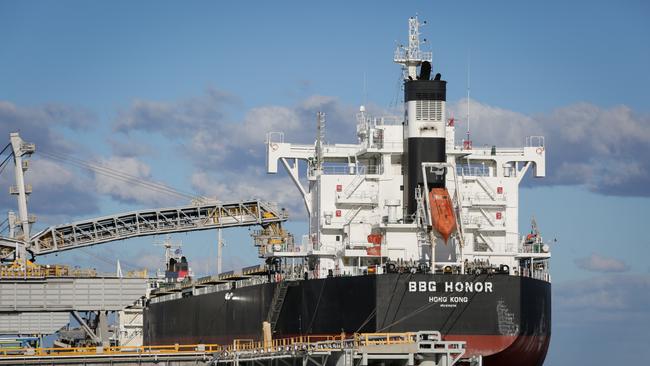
[419, 281, 426, 292]
[474, 282, 483, 292]
[409, 282, 416, 292]
[465, 282, 473, 292]
[455, 282, 464, 292]
[445, 282, 454, 292]
[485, 282, 493, 292]
[450, 296, 468, 303]
[428, 282, 437, 291]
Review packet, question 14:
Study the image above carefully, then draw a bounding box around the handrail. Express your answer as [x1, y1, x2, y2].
[0, 332, 418, 358]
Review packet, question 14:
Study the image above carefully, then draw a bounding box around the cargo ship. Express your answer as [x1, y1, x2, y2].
[143, 16, 551, 366]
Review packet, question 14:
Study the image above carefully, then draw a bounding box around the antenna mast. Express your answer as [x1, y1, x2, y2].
[362, 72, 367, 107]
[464, 55, 473, 150]
[393, 16, 432, 80]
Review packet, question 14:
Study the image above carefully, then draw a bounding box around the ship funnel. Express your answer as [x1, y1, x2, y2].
[418, 61, 431, 80]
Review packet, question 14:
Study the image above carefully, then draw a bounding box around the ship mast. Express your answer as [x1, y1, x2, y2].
[393, 16, 432, 80]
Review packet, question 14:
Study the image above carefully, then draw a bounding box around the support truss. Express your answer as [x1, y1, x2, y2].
[28, 200, 287, 255]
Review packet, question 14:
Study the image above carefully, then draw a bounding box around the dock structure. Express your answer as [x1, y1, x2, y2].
[0, 277, 147, 313]
[0, 276, 148, 345]
[0, 331, 474, 366]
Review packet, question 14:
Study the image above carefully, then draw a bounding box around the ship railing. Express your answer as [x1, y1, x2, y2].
[464, 192, 507, 202]
[265, 132, 285, 144]
[394, 48, 432, 62]
[525, 135, 545, 148]
[358, 115, 402, 129]
[519, 243, 548, 254]
[457, 166, 490, 177]
[368, 141, 403, 150]
[339, 191, 379, 201]
[462, 216, 488, 227]
[469, 147, 526, 155]
[236, 277, 268, 288]
[149, 292, 182, 304]
[518, 267, 551, 282]
[461, 216, 507, 229]
[152, 275, 291, 303]
[375, 116, 402, 126]
[318, 165, 383, 176]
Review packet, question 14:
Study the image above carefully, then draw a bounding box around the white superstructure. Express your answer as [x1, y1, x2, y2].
[265, 16, 551, 282]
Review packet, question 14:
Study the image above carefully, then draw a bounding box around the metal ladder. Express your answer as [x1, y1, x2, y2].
[343, 174, 364, 198]
[476, 176, 496, 200]
[415, 186, 428, 227]
[414, 187, 431, 247]
[267, 280, 291, 331]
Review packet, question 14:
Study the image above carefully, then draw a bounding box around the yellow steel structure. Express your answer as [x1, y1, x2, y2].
[0, 261, 148, 279]
[0, 332, 417, 358]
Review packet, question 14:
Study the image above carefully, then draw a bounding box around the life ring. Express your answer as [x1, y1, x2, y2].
[270, 143, 279, 151]
[536, 147, 544, 155]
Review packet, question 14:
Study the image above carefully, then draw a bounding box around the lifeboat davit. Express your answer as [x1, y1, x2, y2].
[428, 188, 457, 243]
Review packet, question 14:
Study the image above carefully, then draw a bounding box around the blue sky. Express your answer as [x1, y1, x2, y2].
[1, 1, 649, 364]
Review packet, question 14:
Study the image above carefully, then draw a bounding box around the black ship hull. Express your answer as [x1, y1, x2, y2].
[144, 273, 550, 366]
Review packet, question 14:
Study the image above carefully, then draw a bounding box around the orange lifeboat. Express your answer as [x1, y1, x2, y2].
[366, 234, 382, 256]
[428, 188, 457, 243]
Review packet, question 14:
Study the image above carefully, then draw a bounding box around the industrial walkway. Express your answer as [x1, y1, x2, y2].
[0, 331, 472, 366]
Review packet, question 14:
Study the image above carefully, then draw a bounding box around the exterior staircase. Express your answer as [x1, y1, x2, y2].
[266, 280, 292, 332]
[343, 175, 364, 198]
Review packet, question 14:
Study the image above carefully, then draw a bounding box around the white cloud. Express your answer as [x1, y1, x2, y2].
[238, 106, 301, 145]
[28, 158, 77, 187]
[0, 100, 93, 132]
[448, 98, 543, 147]
[575, 253, 630, 273]
[190, 170, 305, 218]
[555, 274, 650, 325]
[449, 99, 650, 196]
[114, 90, 650, 197]
[0, 101, 100, 220]
[107, 136, 156, 158]
[93, 157, 181, 206]
[130, 251, 165, 272]
[114, 88, 237, 137]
